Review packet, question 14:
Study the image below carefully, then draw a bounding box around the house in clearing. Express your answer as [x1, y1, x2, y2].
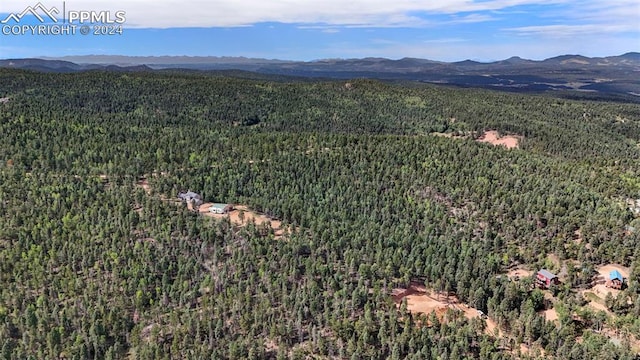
[178, 191, 203, 206]
[606, 270, 624, 290]
[209, 203, 233, 214]
[536, 269, 560, 289]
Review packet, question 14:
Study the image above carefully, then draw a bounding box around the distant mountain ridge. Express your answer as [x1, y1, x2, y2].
[43, 55, 290, 66]
[0, 58, 151, 73]
[2, 53, 639, 97]
[40, 52, 640, 68]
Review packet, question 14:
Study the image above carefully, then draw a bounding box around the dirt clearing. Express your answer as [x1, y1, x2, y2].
[587, 300, 610, 313]
[597, 264, 630, 279]
[476, 130, 521, 149]
[540, 308, 559, 322]
[507, 268, 532, 280]
[393, 283, 499, 335]
[580, 264, 630, 313]
[201, 204, 288, 238]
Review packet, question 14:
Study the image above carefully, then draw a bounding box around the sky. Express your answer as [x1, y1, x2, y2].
[0, 0, 638, 61]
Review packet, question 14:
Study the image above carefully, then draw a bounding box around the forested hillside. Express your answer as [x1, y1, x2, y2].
[1, 69, 639, 359]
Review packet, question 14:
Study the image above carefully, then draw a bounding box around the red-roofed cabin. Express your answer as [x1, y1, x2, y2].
[536, 269, 559, 289]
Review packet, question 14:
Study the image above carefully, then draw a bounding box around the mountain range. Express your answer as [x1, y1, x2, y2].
[1, 53, 639, 97]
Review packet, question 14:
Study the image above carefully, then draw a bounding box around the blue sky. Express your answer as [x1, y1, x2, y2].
[0, 0, 638, 61]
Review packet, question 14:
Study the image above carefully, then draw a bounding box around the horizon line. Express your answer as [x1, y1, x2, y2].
[22, 51, 640, 65]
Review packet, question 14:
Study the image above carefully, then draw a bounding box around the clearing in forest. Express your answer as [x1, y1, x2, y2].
[506, 268, 533, 281]
[129, 174, 288, 238]
[476, 130, 521, 149]
[540, 308, 559, 322]
[392, 283, 500, 335]
[200, 204, 288, 238]
[596, 264, 630, 280]
[580, 264, 630, 313]
[579, 264, 640, 353]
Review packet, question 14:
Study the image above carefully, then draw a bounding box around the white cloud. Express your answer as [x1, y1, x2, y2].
[1, 0, 571, 28]
[570, 0, 640, 21]
[447, 13, 497, 24]
[505, 0, 640, 37]
[506, 23, 638, 37]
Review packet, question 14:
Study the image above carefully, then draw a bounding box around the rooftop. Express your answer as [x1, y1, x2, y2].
[179, 191, 202, 199]
[210, 203, 229, 209]
[610, 270, 624, 281]
[538, 269, 557, 279]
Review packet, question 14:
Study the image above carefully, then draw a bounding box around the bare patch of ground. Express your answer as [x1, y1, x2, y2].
[201, 204, 289, 238]
[0, 97, 10, 104]
[582, 264, 631, 312]
[577, 264, 630, 315]
[596, 264, 629, 279]
[394, 285, 449, 319]
[592, 282, 613, 296]
[393, 283, 499, 335]
[507, 268, 533, 281]
[476, 130, 521, 149]
[540, 308, 558, 322]
[587, 300, 609, 313]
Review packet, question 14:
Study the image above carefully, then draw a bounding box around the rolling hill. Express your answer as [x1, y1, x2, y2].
[2, 52, 639, 97]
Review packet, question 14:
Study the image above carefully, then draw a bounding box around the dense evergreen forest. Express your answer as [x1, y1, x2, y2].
[1, 69, 639, 359]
